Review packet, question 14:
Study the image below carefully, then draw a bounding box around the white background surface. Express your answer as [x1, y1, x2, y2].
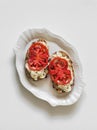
[0, 0, 97, 129]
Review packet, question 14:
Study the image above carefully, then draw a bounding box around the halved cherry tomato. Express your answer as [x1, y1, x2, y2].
[49, 57, 71, 85]
[27, 42, 49, 71]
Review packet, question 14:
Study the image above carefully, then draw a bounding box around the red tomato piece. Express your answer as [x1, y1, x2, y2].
[27, 42, 49, 71]
[49, 57, 72, 85]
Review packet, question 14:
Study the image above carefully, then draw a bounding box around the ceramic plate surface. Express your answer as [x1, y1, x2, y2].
[14, 28, 84, 106]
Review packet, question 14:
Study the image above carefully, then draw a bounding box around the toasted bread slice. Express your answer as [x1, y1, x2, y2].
[49, 51, 74, 94]
[25, 39, 49, 81]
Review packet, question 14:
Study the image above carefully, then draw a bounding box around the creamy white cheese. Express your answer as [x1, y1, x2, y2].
[25, 63, 48, 80]
[52, 51, 74, 92]
[58, 84, 71, 92]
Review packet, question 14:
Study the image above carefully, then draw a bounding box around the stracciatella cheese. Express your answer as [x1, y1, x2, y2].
[25, 63, 48, 80]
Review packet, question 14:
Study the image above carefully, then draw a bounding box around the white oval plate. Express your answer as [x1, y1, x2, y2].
[14, 28, 84, 106]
